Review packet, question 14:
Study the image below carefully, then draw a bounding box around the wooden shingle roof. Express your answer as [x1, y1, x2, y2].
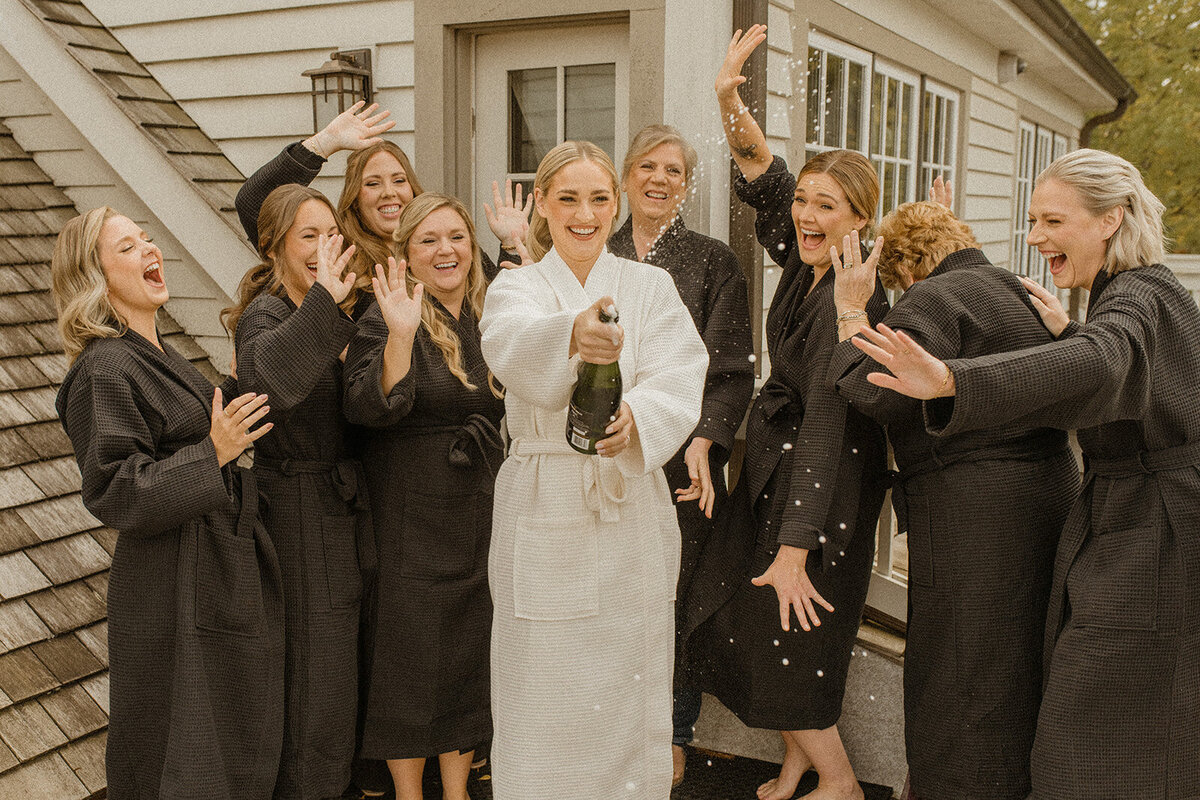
[0, 118, 220, 799]
[17, 0, 246, 235]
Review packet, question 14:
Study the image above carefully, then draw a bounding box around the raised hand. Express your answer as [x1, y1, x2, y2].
[304, 101, 395, 159]
[314, 233, 357, 303]
[832, 230, 883, 340]
[852, 323, 955, 399]
[209, 387, 272, 466]
[570, 296, 624, 364]
[674, 436, 716, 517]
[1019, 275, 1070, 337]
[484, 179, 534, 252]
[751, 545, 834, 632]
[928, 174, 954, 209]
[498, 237, 534, 270]
[716, 24, 767, 102]
[372, 257, 424, 339]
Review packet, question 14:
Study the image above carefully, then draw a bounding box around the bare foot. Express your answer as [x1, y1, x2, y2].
[672, 745, 686, 787]
[797, 778, 863, 800]
[757, 734, 811, 800]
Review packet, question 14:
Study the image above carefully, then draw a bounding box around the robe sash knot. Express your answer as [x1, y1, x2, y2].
[1085, 437, 1200, 477]
[510, 437, 628, 522]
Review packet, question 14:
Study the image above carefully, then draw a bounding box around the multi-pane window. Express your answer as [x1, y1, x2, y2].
[1012, 121, 1072, 288]
[919, 81, 958, 195]
[805, 33, 871, 163]
[869, 62, 919, 218]
[806, 35, 959, 219]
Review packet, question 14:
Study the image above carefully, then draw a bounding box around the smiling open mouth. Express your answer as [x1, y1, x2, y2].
[568, 226, 598, 237]
[143, 263, 165, 287]
[800, 228, 825, 248]
[434, 261, 458, 271]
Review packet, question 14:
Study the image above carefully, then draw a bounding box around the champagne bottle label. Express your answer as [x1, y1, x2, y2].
[566, 304, 622, 454]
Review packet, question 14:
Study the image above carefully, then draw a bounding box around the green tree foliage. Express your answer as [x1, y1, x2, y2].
[1061, 0, 1200, 252]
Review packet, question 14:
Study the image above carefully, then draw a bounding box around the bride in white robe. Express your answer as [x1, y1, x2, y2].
[480, 140, 709, 799]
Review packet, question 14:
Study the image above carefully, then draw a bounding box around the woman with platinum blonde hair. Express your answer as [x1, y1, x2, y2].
[53, 207, 283, 799]
[830, 200, 1078, 800]
[850, 148, 1199, 800]
[480, 140, 708, 799]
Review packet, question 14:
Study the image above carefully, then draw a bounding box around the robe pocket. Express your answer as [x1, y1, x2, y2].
[1072, 526, 1159, 631]
[399, 489, 482, 581]
[322, 515, 363, 610]
[195, 526, 265, 637]
[904, 493, 935, 589]
[512, 516, 599, 621]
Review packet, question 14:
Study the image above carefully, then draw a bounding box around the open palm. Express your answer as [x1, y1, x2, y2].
[373, 256, 423, 339]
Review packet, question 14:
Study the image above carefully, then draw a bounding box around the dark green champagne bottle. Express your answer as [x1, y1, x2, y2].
[566, 305, 622, 454]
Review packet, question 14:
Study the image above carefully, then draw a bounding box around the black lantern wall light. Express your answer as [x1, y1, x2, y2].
[302, 49, 373, 133]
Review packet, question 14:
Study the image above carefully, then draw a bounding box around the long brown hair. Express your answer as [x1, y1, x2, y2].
[393, 192, 501, 397]
[339, 141, 425, 283]
[51, 207, 124, 363]
[221, 184, 357, 335]
[527, 140, 622, 261]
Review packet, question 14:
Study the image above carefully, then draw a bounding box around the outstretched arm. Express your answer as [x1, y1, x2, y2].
[717, 25, 772, 183]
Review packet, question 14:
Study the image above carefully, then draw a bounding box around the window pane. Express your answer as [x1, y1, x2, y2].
[824, 55, 845, 148]
[847, 61, 864, 152]
[882, 161, 895, 215]
[898, 163, 910, 206]
[509, 68, 556, 173]
[920, 91, 932, 163]
[564, 63, 616, 157]
[870, 75, 883, 155]
[899, 83, 913, 157]
[807, 48, 823, 145]
[885, 78, 898, 156]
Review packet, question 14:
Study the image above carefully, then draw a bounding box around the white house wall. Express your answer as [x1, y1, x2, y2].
[84, 0, 418, 202]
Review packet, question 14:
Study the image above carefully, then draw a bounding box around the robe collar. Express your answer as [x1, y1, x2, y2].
[122, 326, 214, 412]
[540, 246, 622, 310]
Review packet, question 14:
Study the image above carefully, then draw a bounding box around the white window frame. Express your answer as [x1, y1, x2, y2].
[869, 59, 921, 219]
[1012, 122, 1072, 290]
[805, 32, 872, 160]
[919, 79, 959, 198]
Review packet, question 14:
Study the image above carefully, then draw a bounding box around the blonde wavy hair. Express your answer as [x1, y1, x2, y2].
[527, 140, 622, 261]
[222, 184, 359, 334]
[51, 207, 126, 363]
[339, 141, 425, 286]
[877, 202, 979, 290]
[1037, 148, 1167, 275]
[393, 192, 501, 398]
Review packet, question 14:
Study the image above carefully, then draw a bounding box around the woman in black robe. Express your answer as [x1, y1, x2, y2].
[222, 185, 370, 800]
[853, 148, 1199, 800]
[607, 123, 755, 786]
[233, 100, 530, 284]
[829, 201, 1079, 799]
[343, 193, 504, 800]
[684, 26, 889, 800]
[52, 207, 282, 800]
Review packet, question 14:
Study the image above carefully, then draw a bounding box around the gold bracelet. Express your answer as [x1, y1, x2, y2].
[836, 310, 869, 323]
[938, 363, 953, 393]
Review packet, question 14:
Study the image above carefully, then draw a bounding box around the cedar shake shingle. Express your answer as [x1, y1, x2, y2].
[19, 458, 80, 498]
[0, 510, 40, 555]
[73, 623, 105, 667]
[23, 582, 104, 636]
[0, 468, 43, 510]
[25, 533, 108, 585]
[0, 552, 51, 599]
[59, 730, 105, 792]
[29, 634, 102, 684]
[0, 648, 57, 702]
[80, 673, 107, 715]
[0, 699, 67, 760]
[15, 496, 100, 542]
[38, 685, 106, 739]
[0, 599, 52, 651]
[0, 754, 87, 800]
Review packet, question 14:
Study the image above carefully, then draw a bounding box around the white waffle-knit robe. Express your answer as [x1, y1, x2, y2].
[480, 247, 709, 799]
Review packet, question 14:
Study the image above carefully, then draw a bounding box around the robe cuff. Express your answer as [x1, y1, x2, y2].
[734, 154, 789, 205]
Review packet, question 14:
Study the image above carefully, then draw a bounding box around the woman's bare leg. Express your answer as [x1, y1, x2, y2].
[388, 757, 426, 800]
[437, 749, 474, 800]
[758, 730, 814, 800]
[792, 725, 862, 800]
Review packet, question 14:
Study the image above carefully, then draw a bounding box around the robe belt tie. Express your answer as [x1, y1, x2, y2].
[756, 378, 800, 421]
[886, 431, 1070, 535]
[252, 456, 367, 513]
[510, 438, 628, 523]
[385, 416, 505, 484]
[1086, 438, 1200, 477]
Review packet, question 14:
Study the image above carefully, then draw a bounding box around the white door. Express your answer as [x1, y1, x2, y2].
[472, 24, 630, 255]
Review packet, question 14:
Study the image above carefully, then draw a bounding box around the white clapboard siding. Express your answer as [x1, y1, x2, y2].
[960, 78, 1018, 260]
[86, 0, 417, 185]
